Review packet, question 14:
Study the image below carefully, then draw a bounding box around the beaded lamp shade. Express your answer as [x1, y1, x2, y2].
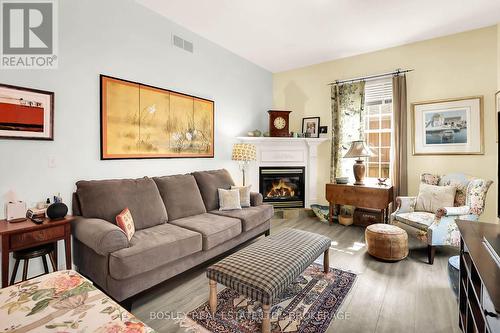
[232, 144, 256, 161]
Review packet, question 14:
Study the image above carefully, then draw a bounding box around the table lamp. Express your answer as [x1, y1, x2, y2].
[231, 143, 256, 186]
[344, 140, 373, 185]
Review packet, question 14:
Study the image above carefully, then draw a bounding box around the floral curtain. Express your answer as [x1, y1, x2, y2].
[330, 82, 366, 181]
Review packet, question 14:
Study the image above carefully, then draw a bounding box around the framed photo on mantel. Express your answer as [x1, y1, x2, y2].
[412, 96, 483, 155]
[0, 83, 54, 140]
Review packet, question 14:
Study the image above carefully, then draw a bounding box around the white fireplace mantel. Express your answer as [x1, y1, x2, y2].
[236, 136, 329, 207]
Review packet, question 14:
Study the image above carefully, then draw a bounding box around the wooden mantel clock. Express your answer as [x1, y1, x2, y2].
[268, 110, 292, 137]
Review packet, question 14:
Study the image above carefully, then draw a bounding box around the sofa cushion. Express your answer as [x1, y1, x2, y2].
[169, 213, 241, 250]
[153, 174, 207, 221]
[76, 177, 168, 230]
[109, 223, 202, 280]
[394, 212, 436, 231]
[209, 205, 274, 232]
[192, 169, 235, 211]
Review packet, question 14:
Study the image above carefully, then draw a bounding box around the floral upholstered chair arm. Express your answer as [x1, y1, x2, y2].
[435, 206, 470, 218]
[394, 196, 417, 214]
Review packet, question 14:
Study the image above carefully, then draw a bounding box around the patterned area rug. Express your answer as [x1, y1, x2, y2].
[180, 263, 356, 333]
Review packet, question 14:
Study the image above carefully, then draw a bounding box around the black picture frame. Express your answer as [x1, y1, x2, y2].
[302, 117, 320, 138]
[100, 74, 215, 160]
[0, 83, 54, 140]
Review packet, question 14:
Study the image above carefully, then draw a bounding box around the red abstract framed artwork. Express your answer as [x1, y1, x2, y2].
[0, 84, 54, 140]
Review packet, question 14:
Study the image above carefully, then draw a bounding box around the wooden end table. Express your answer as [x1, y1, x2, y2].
[0, 215, 74, 288]
[326, 179, 393, 225]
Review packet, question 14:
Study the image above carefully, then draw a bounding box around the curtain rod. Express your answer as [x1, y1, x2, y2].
[327, 68, 414, 86]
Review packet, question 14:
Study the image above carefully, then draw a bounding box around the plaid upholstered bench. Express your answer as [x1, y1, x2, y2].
[206, 228, 332, 333]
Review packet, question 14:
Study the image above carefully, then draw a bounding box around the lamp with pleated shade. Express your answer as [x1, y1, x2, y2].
[344, 140, 374, 185]
[232, 143, 256, 186]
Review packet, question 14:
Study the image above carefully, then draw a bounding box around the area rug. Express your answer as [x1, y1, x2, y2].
[179, 263, 356, 333]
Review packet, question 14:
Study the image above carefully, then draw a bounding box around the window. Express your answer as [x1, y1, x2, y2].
[364, 79, 393, 179]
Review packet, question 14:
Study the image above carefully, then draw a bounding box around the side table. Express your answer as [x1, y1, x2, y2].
[325, 180, 393, 226]
[0, 215, 74, 288]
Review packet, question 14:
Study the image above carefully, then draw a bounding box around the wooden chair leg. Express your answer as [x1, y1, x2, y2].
[10, 259, 20, 285]
[48, 252, 57, 272]
[323, 249, 330, 273]
[209, 279, 217, 315]
[42, 255, 49, 274]
[262, 304, 271, 333]
[428, 245, 436, 265]
[22, 259, 29, 281]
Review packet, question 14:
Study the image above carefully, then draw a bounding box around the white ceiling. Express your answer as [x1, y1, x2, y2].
[136, 0, 500, 72]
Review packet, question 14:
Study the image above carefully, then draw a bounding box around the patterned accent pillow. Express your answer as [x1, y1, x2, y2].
[116, 208, 135, 241]
[420, 173, 440, 186]
[218, 189, 242, 211]
[231, 185, 251, 207]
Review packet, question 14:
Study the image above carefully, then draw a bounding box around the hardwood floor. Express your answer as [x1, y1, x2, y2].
[132, 216, 460, 333]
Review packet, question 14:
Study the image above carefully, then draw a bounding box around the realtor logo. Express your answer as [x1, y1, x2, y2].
[1, 0, 58, 69]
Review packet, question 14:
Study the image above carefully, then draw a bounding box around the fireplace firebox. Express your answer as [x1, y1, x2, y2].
[259, 167, 305, 208]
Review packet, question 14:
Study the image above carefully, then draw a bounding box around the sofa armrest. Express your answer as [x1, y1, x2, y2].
[250, 192, 263, 206]
[71, 217, 129, 256]
[394, 196, 417, 214]
[435, 206, 471, 218]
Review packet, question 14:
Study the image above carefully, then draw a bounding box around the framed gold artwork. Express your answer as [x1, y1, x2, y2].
[412, 96, 484, 155]
[100, 75, 214, 159]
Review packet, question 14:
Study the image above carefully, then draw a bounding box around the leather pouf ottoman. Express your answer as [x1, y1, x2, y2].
[365, 224, 408, 261]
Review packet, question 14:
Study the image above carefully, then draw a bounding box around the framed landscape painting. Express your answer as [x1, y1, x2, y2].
[0, 84, 54, 140]
[100, 75, 214, 159]
[412, 96, 483, 155]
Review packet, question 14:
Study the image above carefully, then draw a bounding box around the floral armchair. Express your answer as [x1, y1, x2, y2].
[390, 173, 492, 264]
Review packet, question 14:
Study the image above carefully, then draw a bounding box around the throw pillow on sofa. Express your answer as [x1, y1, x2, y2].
[116, 208, 135, 241]
[218, 188, 242, 211]
[415, 183, 456, 213]
[231, 185, 251, 207]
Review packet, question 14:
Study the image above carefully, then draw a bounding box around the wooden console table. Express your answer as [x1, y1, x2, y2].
[325, 180, 393, 226]
[456, 220, 500, 333]
[0, 216, 74, 288]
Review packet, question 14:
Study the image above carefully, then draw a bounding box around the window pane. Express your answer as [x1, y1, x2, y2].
[381, 164, 390, 178]
[369, 118, 380, 130]
[368, 133, 379, 147]
[380, 132, 391, 147]
[381, 115, 391, 129]
[368, 164, 379, 177]
[380, 148, 390, 162]
[368, 105, 380, 115]
[369, 148, 379, 162]
[381, 104, 392, 115]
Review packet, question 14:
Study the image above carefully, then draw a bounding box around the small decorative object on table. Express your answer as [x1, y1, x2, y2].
[5, 201, 27, 222]
[377, 177, 388, 186]
[232, 143, 256, 186]
[47, 202, 68, 220]
[253, 129, 262, 137]
[343, 140, 374, 185]
[335, 176, 349, 184]
[302, 117, 320, 138]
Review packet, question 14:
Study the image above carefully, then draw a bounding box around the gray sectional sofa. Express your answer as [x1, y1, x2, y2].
[71, 169, 273, 302]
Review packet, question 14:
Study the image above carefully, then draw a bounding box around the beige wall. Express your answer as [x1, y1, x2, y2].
[273, 26, 498, 222]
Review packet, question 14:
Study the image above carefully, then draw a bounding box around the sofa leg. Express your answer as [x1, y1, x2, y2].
[427, 245, 436, 265]
[265, 229, 270, 237]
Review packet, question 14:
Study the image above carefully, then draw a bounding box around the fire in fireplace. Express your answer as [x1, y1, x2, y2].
[259, 167, 305, 208]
